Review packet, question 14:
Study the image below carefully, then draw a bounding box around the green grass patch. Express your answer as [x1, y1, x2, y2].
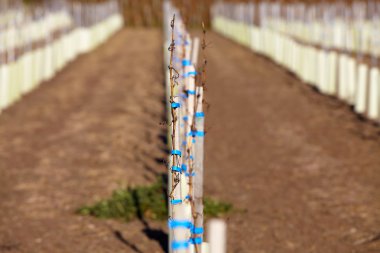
[204, 197, 233, 218]
[77, 177, 233, 222]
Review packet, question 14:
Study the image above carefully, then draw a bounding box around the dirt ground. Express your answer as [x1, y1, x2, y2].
[204, 33, 380, 253]
[0, 29, 168, 253]
[0, 29, 379, 253]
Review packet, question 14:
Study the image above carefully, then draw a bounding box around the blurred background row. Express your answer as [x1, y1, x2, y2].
[3, 0, 380, 113]
[1, 0, 214, 27]
[0, 0, 123, 111]
[212, 1, 380, 122]
[6, 1, 380, 28]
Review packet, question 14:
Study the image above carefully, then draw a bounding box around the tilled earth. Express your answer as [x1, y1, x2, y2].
[0, 29, 379, 253]
[0, 29, 168, 253]
[204, 32, 380, 253]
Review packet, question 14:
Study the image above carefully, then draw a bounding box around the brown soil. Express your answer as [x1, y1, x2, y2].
[0, 29, 167, 253]
[204, 32, 380, 253]
[0, 29, 379, 253]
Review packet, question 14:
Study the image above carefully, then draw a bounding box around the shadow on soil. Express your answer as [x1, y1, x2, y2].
[113, 230, 144, 253]
[112, 86, 169, 253]
[113, 225, 168, 253]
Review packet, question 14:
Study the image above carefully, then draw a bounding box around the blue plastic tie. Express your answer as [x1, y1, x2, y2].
[171, 166, 181, 172]
[188, 131, 205, 137]
[181, 164, 187, 172]
[183, 71, 197, 78]
[171, 102, 180, 109]
[188, 90, 196, 95]
[182, 59, 191, 66]
[171, 199, 182, 205]
[188, 131, 196, 137]
[196, 131, 205, 137]
[190, 237, 203, 245]
[172, 240, 190, 250]
[192, 227, 204, 234]
[195, 112, 205, 118]
[171, 150, 182, 156]
[183, 116, 189, 121]
[168, 220, 193, 229]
